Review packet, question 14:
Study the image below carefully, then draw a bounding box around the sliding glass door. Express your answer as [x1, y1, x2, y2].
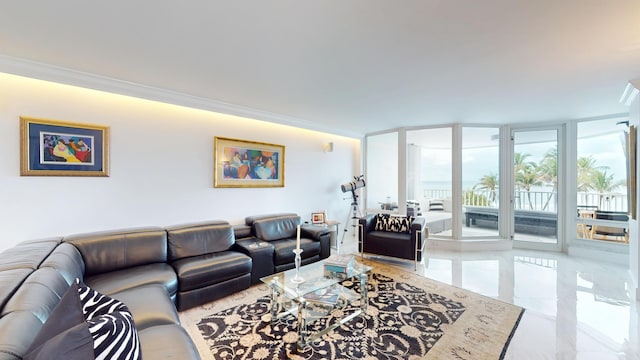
[461, 127, 501, 239]
[406, 127, 452, 238]
[512, 127, 561, 250]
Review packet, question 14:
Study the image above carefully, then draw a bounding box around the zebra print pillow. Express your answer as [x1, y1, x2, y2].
[374, 214, 415, 233]
[77, 280, 141, 360]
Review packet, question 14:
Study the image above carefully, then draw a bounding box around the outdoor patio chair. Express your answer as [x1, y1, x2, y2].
[590, 210, 629, 243]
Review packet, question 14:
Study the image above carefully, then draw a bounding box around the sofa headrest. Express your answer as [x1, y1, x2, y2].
[0, 240, 60, 271]
[165, 221, 234, 261]
[253, 215, 300, 241]
[40, 242, 85, 285]
[63, 227, 167, 276]
[244, 213, 298, 226]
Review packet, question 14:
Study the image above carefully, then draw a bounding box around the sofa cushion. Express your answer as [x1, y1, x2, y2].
[64, 227, 167, 276]
[254, 215, 300, 241]
[364, 231, 416, 260]
[0, 311, 43, 360]
[272, 238, 321, 266]
[166, 221, 234, 261]
[110, 285, 180, 331]
[0, 268, 32, 310]
[83, 263, 177, 298]
[172, 252, 251, 292]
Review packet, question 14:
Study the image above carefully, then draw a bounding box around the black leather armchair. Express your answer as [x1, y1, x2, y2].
[358, 214, 428, 270]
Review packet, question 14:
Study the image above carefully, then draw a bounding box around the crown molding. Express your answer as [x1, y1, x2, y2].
[0, 54, 361, 139]
[620, 78, 640, 106]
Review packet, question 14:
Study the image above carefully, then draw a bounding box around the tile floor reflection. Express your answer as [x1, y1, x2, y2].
[340, 240, 640, 359]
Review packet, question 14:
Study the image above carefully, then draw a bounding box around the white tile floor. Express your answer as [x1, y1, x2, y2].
[338, 236, 640, 359]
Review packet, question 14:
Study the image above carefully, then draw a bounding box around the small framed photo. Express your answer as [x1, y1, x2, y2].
[20, 116, 110, 177]
[311, 211, 325, 224]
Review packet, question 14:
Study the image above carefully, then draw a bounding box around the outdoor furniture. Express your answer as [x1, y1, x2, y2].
[577, 209, 595, 238]
[464, 206, 557, 236]
[590, 211, 629, 243]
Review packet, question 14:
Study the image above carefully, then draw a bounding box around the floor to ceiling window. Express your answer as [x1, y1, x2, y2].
[364, 131, 398, 214]
[576, 118, 630, 244]
[406, 127, 452, 238]
[511, 128, 560, 249]
[363, 116, 629, 255]
[461, 127, 501, 239]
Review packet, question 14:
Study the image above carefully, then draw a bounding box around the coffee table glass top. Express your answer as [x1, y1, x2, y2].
[260, 260, 371, 298]
[260, 259, 372, 349]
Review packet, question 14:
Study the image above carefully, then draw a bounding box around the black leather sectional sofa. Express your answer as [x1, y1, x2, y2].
[0, 213, 330, 360]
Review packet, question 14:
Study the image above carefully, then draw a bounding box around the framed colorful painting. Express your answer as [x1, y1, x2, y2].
[20, 116, 110, 177]
[214, 137, 284, 188]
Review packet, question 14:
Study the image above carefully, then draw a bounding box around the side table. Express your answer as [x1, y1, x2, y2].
[323, 221, 341, 252]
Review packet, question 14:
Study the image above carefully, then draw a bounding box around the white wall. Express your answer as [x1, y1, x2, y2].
[0, 73, 361, 251]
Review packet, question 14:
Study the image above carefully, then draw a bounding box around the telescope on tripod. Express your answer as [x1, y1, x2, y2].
[340, 175, 365, 245]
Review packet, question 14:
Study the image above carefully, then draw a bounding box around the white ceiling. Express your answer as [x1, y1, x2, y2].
[1, 1, 639, 137]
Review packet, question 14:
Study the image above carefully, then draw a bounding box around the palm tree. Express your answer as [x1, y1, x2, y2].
[577, 156, 599, 191]
[514, 152, 539, 209]
[516, 164, 543, 210]
[590, 169, 623, 209]
[476, 173, 498, 205]
[538, 147, 557, 211]
[513, 152, 534, 190]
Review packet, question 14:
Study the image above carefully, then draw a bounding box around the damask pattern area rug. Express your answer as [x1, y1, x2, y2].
[179, 260, 524, 360]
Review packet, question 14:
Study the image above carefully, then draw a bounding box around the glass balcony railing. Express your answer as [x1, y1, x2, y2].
[420, 189, 629, 244]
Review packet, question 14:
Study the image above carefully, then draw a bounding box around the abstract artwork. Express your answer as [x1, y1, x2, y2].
[214, 137, 284, 188]
[20, 116, 109, 176]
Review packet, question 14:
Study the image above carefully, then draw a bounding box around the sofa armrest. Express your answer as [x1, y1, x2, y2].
[300, 226, 329, 241]
[411, 216, 427, 233]
[358, 214, 376, 253]
[411, 217, 428, 261]
[301, 226, 331, 260]
[359, 214, 376, 232]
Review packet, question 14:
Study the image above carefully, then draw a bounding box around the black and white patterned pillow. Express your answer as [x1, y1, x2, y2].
[374, 214, 414, 233]
[390, 216, 414, 233]
[374, 213, 391, 231]
[76, 280, 141, 360]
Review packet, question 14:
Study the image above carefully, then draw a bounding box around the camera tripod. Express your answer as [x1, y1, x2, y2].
[341, 189, 362, 245]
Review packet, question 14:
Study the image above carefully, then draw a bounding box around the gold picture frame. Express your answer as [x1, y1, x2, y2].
[214, 137, 284, 188]
[20, 116, 110, 177]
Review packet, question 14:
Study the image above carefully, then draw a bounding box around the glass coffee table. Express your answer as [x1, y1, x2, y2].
[260, 260, 372, 349]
